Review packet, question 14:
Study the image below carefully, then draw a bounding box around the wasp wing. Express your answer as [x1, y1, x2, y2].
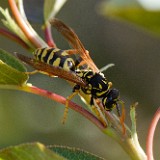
[50, 18, 99, 72]
[50, 18, 85, 53]
[15, 53, 86, 87]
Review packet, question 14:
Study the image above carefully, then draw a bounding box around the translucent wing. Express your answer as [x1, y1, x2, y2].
[15, 53, 86, 87]
[50, 18, 99, 72]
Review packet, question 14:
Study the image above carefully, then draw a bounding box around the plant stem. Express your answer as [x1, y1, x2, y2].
[0, 84, 105, 130]
[0, 83, 148, 160]
[146, 107, 160, 160]
[103, 127, 146, 160]
[0, 28, 30, 50]
[121, 137, 147, 160]
[43, 23, 56, 47]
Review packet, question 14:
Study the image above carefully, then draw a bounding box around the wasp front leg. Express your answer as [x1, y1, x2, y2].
[92, 98, 108, 127]
[26, 70, 57, 78]
[62, 84, 80, 124]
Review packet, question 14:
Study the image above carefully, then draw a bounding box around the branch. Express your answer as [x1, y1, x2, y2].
[43, 23, 56, 47]
[0, 28, 30, 50]
[146, 107, 160, 160]
[0, 84, 105, 130]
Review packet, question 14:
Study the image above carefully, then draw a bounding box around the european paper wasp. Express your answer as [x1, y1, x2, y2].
[16, 18, 123, 126]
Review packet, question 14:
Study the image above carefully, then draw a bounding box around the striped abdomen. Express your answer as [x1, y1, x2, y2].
[34, 47, 76, 71]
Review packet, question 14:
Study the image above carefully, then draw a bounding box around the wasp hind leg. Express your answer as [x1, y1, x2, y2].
[62, 85, 80, 124]
[25, 70, 39, 75]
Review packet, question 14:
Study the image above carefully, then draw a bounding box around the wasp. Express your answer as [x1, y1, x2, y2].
[16, 18, 123, 126]
[50, 19, 122, 121]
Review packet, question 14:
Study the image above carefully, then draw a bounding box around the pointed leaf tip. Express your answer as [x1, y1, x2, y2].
[0, 49, 28, 85]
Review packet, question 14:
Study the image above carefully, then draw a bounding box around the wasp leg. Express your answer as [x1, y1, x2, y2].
[89, 96, 107, 126]
[25, 70, 57, 78]
[116, 103, 121, 117]
[25, 70, 39, 75]
[94, 99, 105, 112]
[118, 101, 126, 135]
[62, 85, 80, 124]
[92, 99, 107, 127]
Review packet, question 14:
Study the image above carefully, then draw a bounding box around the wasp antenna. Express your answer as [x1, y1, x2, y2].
[99, 63, 115, 73]
[116, 103, 121, 117]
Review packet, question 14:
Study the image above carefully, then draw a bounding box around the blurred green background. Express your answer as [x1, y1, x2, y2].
[0, 0, 160, 159]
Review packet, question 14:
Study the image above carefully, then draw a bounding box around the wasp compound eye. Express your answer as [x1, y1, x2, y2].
[108, 88, 119, 100]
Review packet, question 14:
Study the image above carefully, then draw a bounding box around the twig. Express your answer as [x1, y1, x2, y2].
[43, 23, 56, 47]
[146, 107, 160, 160]
[0, 84, 105, 130]
[0, 28, 30, 50]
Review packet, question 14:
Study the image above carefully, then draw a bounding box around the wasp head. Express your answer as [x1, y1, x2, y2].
[102, 88, 121, 116]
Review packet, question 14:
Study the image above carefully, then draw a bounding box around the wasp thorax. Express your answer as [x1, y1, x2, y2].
[75, 70, 111, 99]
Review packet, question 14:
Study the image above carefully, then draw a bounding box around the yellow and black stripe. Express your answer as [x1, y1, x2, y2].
[34, 47, 77, 71]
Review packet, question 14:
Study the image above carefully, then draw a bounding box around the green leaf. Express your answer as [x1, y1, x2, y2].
[0, 61, 28, 85]
[99, 0, 160, 35]
[49, 145, 105, 160]
[0, 142, 66, 160]
[44, 0, 67, 23]
[0, 49, 28, 85]
[0, 49, 26, 72]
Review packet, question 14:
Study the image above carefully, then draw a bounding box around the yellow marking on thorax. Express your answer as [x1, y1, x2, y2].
[98, 84, 102, 89]
[96, 90, 108, 97]
[102, 79, 107, 84]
